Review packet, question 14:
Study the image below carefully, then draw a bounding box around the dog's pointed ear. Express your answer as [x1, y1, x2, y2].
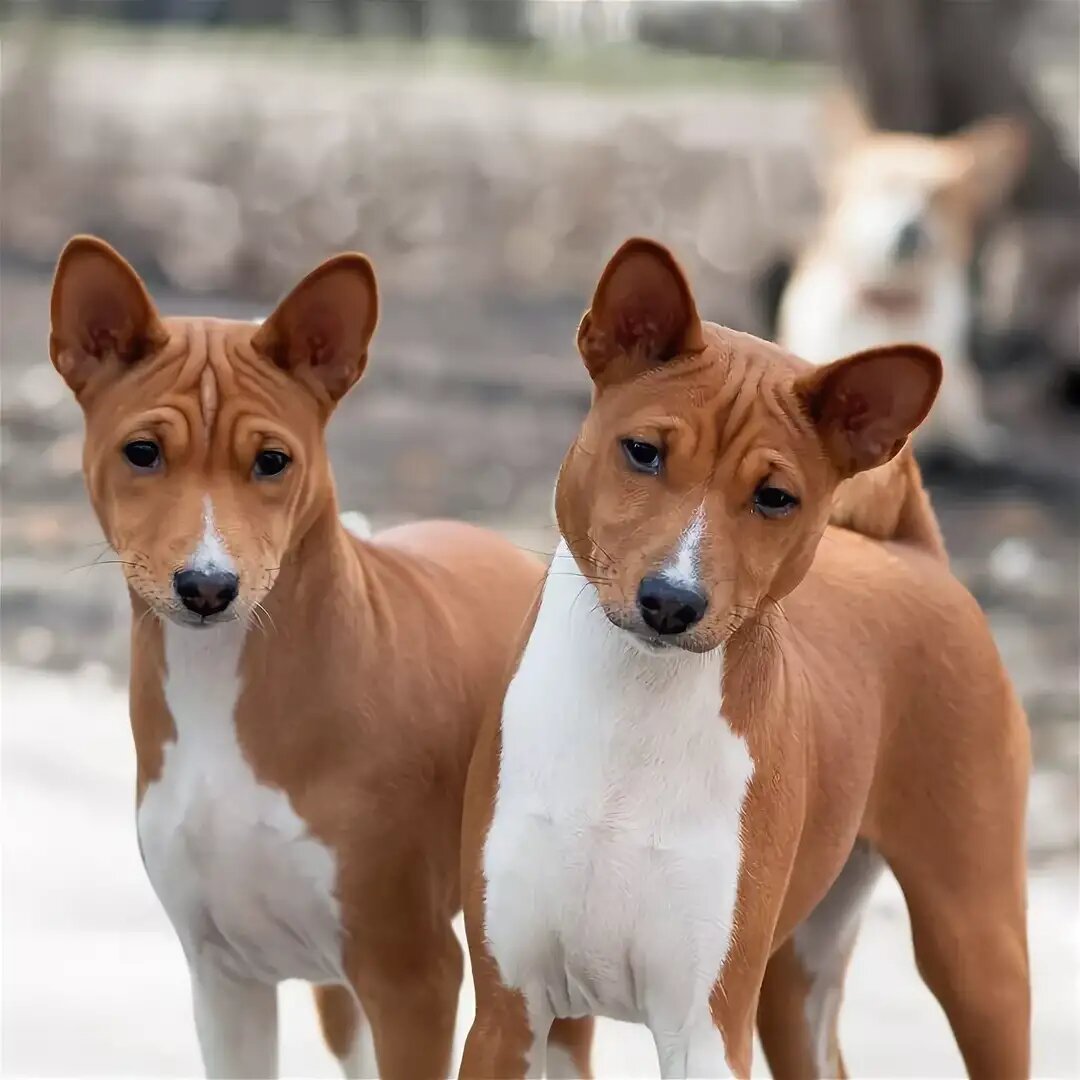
[947, 116, 1028, 216]
[50, 236, 167, 397]
[823, 87, 873, 161]
[251, 253, 378, 403]
[577, 238, 705, 388]
[797, 345, 942, 477]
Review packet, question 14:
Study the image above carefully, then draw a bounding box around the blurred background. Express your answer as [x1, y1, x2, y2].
[1, 1, 1077, 1076]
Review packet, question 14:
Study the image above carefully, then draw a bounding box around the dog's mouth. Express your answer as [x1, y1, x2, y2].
[161, 606, 242, 630]
[600, 606, 722, 656]
[859, 284, 924, 317]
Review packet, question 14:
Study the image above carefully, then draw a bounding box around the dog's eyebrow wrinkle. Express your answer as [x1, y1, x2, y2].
[199, 364, 219, 433]
[718, 361, 764, 453]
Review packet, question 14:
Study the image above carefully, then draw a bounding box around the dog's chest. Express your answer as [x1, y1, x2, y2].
[482, 558, 754, 1027]
[136, 624, 344, 985]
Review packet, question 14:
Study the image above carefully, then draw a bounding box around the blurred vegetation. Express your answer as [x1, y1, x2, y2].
[2, 15, 826, 92]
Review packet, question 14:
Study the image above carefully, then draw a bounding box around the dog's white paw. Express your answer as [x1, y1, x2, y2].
[339, 511, 373, 539]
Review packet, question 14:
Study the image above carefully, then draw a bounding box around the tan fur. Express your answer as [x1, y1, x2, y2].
[460, 239, 1030, 1078]
[51, 236, 594, 1078]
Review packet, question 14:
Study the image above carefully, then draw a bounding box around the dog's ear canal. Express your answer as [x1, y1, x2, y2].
[49, 236, 167, 396]
[577, 238, 705, 387]
[252, 253, 379, 403]
[797, 345, 943, 477]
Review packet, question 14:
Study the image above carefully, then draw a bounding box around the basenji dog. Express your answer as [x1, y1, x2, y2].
[50, 236, 591, 1079]
[778, 95, 1027, 463]
[460, 239, 1030, 1078]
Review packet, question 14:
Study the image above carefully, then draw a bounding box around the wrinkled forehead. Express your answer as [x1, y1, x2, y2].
[610, 325, 808, 411]
[599, 325, 817, 450]
[95, 316, 299, 432]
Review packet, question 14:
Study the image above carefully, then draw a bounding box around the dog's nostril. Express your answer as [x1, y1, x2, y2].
[636, 576, 708, 636]
[174, 569, 239, 617]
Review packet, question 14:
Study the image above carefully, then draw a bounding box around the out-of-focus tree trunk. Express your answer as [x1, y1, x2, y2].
[837, 0, 1080, 396]
[465, 0, 530, 43]
[223, 0, 293, 26]
[838, 0, 1078, 212]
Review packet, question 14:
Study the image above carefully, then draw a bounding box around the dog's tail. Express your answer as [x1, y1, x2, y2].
[829, 446, 948, 561]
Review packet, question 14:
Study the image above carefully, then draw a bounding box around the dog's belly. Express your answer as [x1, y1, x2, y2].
[137, 622, 344, 985]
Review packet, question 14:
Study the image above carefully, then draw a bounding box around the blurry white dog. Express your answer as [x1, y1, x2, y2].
[779, 95, 1027, 461]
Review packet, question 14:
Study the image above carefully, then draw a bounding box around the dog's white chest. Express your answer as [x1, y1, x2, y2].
[137, 623, 344, 985]
[483, 547, 754, 1033]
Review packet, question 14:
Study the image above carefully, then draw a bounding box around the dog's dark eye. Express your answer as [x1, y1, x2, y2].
[253, 449, 291, 479]
[754, 484, 799, 518]
[621, 438, 663, 475]
[123, 439, 161, 471]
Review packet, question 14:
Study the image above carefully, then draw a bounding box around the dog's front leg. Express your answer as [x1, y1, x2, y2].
[652, 1018, 732, 1079]
[190, 960, 278, 1079]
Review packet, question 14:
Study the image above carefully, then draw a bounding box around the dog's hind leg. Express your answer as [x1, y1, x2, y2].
[866, 662, 1032, 1079]
[315, 984, 376, 1079]
[878, 781, 1030, 1078]
[757, 841, 883, 1079]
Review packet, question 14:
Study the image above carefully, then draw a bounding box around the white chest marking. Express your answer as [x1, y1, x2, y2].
[137, 620, 344, 985]
[793, 842, 884, 1076]
[483, 541, 754, 1044]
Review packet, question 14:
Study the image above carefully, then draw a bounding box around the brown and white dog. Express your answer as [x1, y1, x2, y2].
[460, 239, 1030, 1078]
[49, 237, 591, 1079]
[778, 96, 1027, 462]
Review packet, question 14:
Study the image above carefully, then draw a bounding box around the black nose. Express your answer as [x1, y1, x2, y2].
[894, 218, 925, 261]
[637, 576, 708, 636]
[174, 569, 239, 617]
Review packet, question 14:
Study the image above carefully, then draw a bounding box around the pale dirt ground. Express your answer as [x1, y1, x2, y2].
[2, 661, 1078, 1080]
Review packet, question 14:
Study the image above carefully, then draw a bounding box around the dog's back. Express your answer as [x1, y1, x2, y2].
[828, 448, 947, 561]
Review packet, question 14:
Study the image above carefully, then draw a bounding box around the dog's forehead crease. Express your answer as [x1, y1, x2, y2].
[153, 315, 277, 422]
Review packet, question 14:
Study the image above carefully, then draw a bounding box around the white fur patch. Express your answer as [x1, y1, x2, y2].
[793, 842, 884, 1076]
[661, 503, 706, 589]
[339, 1006, 377, 1080]
[339, 510, 373, 540]
[482, 540, 752, 1075]
[189, 496, 235, 574]
[137, 620, 346, 1071]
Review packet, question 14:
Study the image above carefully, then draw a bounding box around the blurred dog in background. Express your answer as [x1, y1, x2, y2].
[777, 93, 1028, 464]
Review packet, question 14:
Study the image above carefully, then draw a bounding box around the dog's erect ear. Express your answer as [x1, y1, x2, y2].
[947, 116, 1028, 216]
[50, 236, 167, 397]
[823, 87, 873, 160]
[797, 345, 942, 476]
[577, 238, 705, 388]
[252, 253, 378, 403]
